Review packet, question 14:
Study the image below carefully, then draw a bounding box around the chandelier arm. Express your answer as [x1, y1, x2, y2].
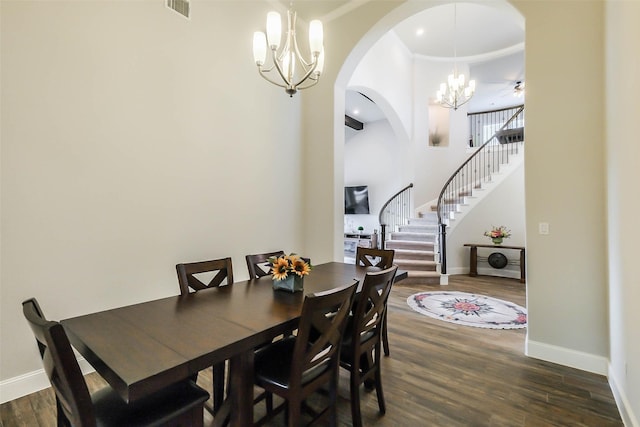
[292, 32, 315, 68]
[294, 77, 320, 91]
[270, 49, 293, 87]
[257, 68, 290, 89]
[293, 56, 319, 88]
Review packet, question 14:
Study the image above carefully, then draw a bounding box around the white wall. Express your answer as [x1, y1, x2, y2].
[605, 1, 640, 424]
[1, 0, 304, 397]
[346, 30, 476, 216]
[348, 31, 413, 143]
[344, 120, 406, 234]
[447, 162, 526, 278]
[513, 0, 609, 375]
[413, 57, 474, 205]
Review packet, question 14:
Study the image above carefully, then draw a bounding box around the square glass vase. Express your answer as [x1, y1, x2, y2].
[272, 275, 304, 293]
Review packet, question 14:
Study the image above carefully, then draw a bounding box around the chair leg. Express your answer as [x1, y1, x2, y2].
[382, 311, 390, 356]
[213, 362, 226, 414]
[362, 352, 375, 391]
[350, 371, 363, 427]
[328, 375, 338, 427]
[374, 362, 386, 415]
[266, 392, 273, 414]
[287, 399, 301, 427]
[56, 398, 71, 427]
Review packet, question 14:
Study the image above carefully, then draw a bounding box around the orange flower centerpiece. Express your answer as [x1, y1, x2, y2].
[268, 253, 312, 292]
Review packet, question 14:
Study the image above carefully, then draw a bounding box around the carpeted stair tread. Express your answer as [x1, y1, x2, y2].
[404, 271, 442, 284]
[385, 240, 435, 251]
[385, 214, 442, 284]
[390, 232, 437, 242]
[394, 259, 438, 271]
[393, 249, 435, 261]
[398, 227, 438, 235]
[405, 270, 441, 277]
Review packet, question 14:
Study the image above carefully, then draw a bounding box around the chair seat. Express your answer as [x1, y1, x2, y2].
[340, 328, 375, 362]
[93, 380, 209, 427]
[254, 336, 330, 389]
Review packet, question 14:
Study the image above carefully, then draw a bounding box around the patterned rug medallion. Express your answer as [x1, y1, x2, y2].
[407, 291, 527, 329]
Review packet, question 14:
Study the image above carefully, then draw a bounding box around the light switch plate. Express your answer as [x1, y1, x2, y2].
[539, 222, 549, 235]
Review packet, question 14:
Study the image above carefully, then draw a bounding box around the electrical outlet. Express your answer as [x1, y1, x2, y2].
[539, 222, 549, 235]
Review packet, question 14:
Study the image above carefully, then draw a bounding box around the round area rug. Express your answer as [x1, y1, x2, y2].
[407, 291, 527, 329]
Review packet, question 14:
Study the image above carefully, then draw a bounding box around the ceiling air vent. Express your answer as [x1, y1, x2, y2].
[167, 0, 190, 19]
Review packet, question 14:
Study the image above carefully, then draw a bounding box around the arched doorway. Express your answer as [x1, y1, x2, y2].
[334, 0, 526, 300]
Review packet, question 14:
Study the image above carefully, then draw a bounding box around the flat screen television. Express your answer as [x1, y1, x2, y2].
[344, 185, 370, 214]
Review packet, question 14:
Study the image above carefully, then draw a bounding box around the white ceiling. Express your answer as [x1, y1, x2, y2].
[392, 3, 523, 59]
[274, 1, 525, 123]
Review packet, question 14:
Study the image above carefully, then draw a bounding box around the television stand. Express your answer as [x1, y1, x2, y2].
[344, 232, 378, 261]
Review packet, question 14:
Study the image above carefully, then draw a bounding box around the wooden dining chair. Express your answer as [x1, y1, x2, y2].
[176, 257, 234, 294]
[252, 281, 358, 427]
[355, 247, 395, 269]
[175, 257, 233, 416]
[245, 250, 285, 279]
[22, 298, 209, 427]
[340, 266, 398, 427]
[355, 247, 395, 356]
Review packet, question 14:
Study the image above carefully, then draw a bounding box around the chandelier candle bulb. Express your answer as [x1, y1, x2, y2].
[266, 11, 281, 49]
[253, 32, 267, 65]
[309, 20, 323, 54]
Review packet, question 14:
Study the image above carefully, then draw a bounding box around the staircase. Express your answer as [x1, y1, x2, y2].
[385, 214, 441, 284]
[378, 106, 525, 285]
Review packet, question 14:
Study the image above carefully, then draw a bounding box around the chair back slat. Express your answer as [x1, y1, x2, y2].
[353, 266, 398, 344]
[176, 257, 234, 295]
[355, 247, 395, 269]
[22, 298, 96, 427]
[291, 282, 357, 387]
[245, 251, 285, 279]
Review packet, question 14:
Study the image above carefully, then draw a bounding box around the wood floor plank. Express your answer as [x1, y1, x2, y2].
[1, 275, 623, 426]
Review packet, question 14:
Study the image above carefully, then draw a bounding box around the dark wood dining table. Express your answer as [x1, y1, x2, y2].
[61, 262, 407, 427]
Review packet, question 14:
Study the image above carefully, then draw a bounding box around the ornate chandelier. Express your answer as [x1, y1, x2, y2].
[435, 4, 475, 110]
[252, 9, 324, 97]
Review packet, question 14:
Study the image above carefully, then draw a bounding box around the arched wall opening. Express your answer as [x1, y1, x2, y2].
[334, 0, 525, 256]
[333, 0, 526, 300]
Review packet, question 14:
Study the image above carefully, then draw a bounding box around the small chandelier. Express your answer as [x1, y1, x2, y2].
[435, 4, 475, 110]
[513, 81, 525, 97]
[252, 9, 324, 97]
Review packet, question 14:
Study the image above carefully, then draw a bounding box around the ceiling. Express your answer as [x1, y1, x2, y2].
[274, 1, 525, 123]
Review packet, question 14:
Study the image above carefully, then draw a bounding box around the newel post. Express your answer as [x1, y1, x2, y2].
[440, 223, 447, 274]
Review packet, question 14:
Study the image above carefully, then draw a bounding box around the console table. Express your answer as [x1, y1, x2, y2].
[464, 243, 526, 283]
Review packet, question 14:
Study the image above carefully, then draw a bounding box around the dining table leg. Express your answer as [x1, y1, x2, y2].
[228, 350, 254, 427]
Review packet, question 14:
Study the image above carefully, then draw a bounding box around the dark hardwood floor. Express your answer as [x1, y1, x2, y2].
[1, 275, 623, 426]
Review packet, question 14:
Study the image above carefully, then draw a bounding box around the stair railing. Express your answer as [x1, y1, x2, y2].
[436, 105, 524, 274]
[378, 183, 413, 249]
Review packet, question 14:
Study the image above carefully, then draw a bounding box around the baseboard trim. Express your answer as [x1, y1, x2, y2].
[525, 339, 608, 375]
[608, 364, 639, 427]
[0, 358, 95, 404]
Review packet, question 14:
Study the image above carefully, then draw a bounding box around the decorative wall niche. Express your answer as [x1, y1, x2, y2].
[428, 100, 450, 147]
